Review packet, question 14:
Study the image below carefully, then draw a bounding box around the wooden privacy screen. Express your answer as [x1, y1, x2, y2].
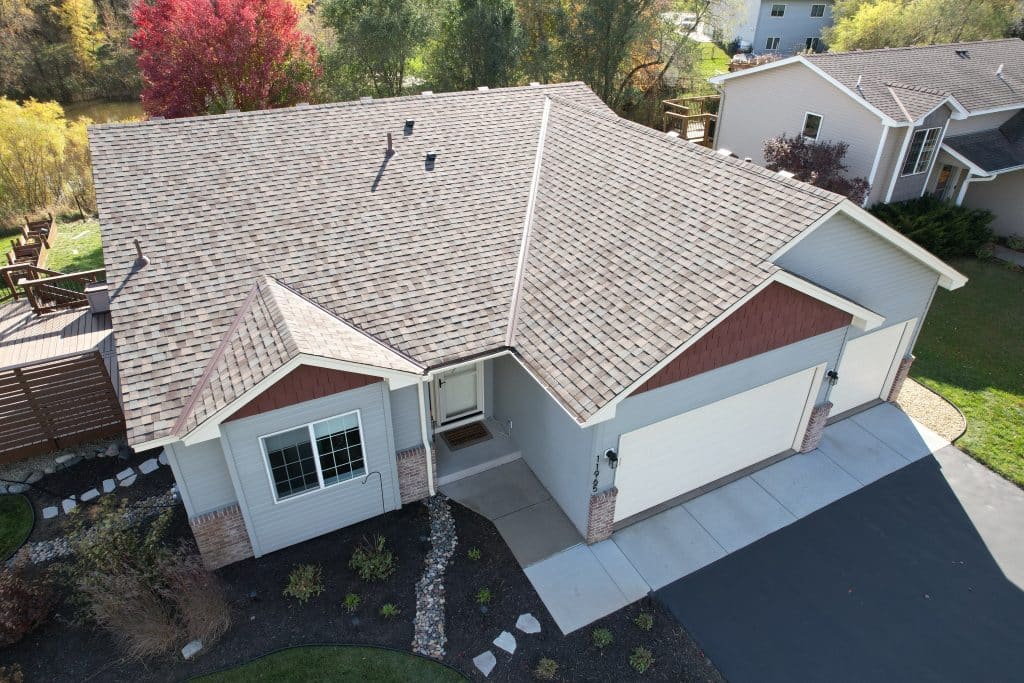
[0, 352, 125, 463]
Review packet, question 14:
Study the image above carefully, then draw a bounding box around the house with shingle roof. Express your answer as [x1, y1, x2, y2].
[710, 39, 1024, 235]
[88, 82, 964, 570]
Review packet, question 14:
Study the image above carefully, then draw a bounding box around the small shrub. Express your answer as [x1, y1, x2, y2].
[349, 535, 396, 582]
[634, 611, 654, 631]
[977, 242, 995, 259]
[0, 664, 23, 683]
[630, 646, 654, 673]
[467, 547, 482, 561]
[870, 196, 994, 259]
[379, 602, 400, 619]
[0, 563, 56, 646]
[534, 657, 559, 680]
[283, 564, 323, 604]
[475, 587, 492, 605]
[591, 627, 614, 649]
[160, 553, 231, 646]
[342, 593, 361, 613]
[1008, 234, 1024, 251]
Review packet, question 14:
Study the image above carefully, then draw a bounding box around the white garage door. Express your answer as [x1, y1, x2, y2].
[613, 366, 822, 523]
[828, 320, 914, 416]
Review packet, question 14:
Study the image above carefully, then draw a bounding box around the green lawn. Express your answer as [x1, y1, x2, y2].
[196, 646, 467, 682]
[45, 217, 105, 273]
[693, 42, 730, 81]
[0, 495, 34, 560]
[912, 258, 1024, 487]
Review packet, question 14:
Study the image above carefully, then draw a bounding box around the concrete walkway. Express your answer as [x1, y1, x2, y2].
[523, 403, 954, 634]
[993, 244, 1024, 268]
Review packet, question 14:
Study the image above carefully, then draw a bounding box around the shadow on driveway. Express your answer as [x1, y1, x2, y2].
[655, 455, 1024, 683]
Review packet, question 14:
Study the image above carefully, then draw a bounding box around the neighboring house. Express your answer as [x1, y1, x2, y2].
[733, 0, 833, 55]
[710, 39, 1024, 235]
[88, 83, 964, 570]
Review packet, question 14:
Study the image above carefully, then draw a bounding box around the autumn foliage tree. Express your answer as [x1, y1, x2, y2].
[763, 134, 870, 204]
[131, 0, 321, 118]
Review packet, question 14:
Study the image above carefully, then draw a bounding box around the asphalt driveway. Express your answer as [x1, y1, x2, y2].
[656, 446, 1024, 682]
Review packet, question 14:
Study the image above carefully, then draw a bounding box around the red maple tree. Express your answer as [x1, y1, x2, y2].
[131, 0, 321, 118]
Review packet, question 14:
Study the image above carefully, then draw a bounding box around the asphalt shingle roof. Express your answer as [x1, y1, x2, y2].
[944, 110, 1024, 173]
[805, 39, 1024, 121]
[90, 83, 844, 444]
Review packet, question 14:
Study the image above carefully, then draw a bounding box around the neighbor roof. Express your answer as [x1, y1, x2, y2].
[944, 110, 1024, 174]
[805, 39, 1024, 120]
[90, 83, 847, 445]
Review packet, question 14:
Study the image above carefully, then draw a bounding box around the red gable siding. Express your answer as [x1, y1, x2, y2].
[227, 365, 381, 422]
[632, 283, 851, 395]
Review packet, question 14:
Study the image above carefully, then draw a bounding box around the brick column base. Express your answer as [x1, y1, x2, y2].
[585, 487, 618, 544]
[190, 503, 254, 570]
[397, 445, 436, 505]
[887, 354, 915, 402]
[799, 402, 832, 453]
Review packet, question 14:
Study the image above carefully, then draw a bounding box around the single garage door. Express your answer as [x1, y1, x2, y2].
[828, 319, 914, 416]
[613, 365, 823, 523]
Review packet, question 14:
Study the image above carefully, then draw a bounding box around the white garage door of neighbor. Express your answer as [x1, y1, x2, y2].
[613, 366, 823, 523]
[828, 320, 914, 416]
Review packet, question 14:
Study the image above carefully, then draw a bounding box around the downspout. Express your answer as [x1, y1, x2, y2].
[417, 379, 436, 496]
[955, 172, 996, 206]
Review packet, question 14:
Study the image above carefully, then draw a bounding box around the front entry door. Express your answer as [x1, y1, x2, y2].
[436, 363, 482, 425]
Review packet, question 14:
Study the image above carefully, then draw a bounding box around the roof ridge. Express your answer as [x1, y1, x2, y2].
[505, 96, 552, 347]
[885, 85, 915, 122]
[884, 81, 951, 97]
[807, 38, 1022, 59]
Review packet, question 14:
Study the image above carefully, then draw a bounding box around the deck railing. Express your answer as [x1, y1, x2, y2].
[18, 268, 106, 314]
[662, 95, 720, 147]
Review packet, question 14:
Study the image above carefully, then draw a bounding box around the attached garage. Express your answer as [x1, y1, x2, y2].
[612, 365, 824, 523]
[828, 320, 915, 416]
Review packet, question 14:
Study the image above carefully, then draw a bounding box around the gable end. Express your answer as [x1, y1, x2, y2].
[227, 365, 381, 422]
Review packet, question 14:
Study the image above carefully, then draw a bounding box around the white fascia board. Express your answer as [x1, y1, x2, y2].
[426, 349, 513, 379]
[772, 271, 884, 330]
[181, 354, 426, 445]
[963, 103, 1024, 117]
[939, 144, 990, 176]
[129, 434, 178, 455]
[911, 97, 967, 124]
[708, 56, 803, 84]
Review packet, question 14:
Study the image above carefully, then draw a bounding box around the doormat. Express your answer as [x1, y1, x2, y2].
[441, 421, 491, 451]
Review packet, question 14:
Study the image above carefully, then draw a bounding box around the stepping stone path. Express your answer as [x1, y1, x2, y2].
[80, 488, 100, 502]
[61, 499, 76, 514]
[102, 479, 116, 493]
[139, 458, 159, 474]
[116, 467, 135, 481]
[42, 507, 58, 520]
[120, 474, 137, 488]
[473, 651, 497, 677]
[516, 613, 541, 634]
[412, 494, 457, 660]
[181, 639, 203, 660]
[159, 451, 168, 466]
[493, 631, 516, 654]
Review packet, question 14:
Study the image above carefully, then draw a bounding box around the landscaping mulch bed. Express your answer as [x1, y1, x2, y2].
[444, 502, 725, 682]
[0, 503, 431, 682]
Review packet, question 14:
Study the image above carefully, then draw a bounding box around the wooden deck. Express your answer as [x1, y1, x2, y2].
[0, 300, 119, 398]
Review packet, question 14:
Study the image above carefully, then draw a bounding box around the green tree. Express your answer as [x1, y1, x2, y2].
[826, 0, 1020, 51]
[515, 0, 565, 83]
[322, 0, 428, 98]
[427, 0, 523, 91]
[53, 0, 104, 72]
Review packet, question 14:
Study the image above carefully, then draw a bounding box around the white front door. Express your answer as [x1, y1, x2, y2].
[828, 319, 915, 416]
[436, 363, 483, 425]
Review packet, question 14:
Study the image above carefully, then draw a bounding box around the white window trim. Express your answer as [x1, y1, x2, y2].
[802, 111, 823, 140]
[770, 4, 786, 16]
[810, 3, 825, 17]
[765, 36, 781, 50]
[805, 37, 820, 51]
[259, 409, 366, 504]
[900, 127, 942, 177]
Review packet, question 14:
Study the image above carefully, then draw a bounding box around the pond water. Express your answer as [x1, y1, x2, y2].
[62, 99, 144, 123]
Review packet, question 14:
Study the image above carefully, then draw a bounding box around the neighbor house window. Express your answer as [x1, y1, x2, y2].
[261, 411, 365, 502]
[901, 127, 941, 176]
[805, 37, 821, 51]
[771, 4, 786, 16]
[802, 112, 823, 140]
[765, 36, 781, 50]
[810, 4, 825, 17]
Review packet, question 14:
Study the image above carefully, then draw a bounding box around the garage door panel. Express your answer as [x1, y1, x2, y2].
[829, 320, 913, 415]
[614, 366, 821, 522]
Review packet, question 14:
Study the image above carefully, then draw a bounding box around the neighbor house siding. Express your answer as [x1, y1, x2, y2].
[947, 109, 1019, 135]
[751, 0, 833, 56]
[219, 381, 400, 556]
[389, 384, 422, 451]
[165, 439, 237, 517]
[716, 62, 882, 178]
[963, 169, 1024, 237]
[776, 211, 940, 347]
[492, 355, 594, 537]
[592, 326, 848, 489]
[887, 107, 952, 203]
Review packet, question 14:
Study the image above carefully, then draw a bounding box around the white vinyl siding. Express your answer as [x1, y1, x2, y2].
[962, 168, 1024, 237]
[166, 439, 237, 517]
[946, 109, 1019, 135]
[389, 384, 422, 451]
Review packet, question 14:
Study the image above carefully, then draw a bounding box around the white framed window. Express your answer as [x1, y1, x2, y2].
[260, 410, 366, 503]
[805, 37, 821, 51]
[810, 4, 825, 17]
[765, 36, 781, 50]
[770, 4, 786, 16]
[802, 112, 823, 140]
[901, 127, 941, 176]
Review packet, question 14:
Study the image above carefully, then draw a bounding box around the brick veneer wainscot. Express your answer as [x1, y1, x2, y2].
[585, 487, 618, 544]
[799, 402, 832, 453]
[887, 355, 915, 402]
[397, 445, 437, 505]
[190, 503, 254, 570]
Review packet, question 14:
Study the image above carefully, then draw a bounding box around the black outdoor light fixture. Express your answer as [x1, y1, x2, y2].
[605, 448, 619, 469]
[826, 370, 840, 386]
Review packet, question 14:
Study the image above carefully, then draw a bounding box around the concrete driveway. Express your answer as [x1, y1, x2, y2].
[656, 444, 1024, 682]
